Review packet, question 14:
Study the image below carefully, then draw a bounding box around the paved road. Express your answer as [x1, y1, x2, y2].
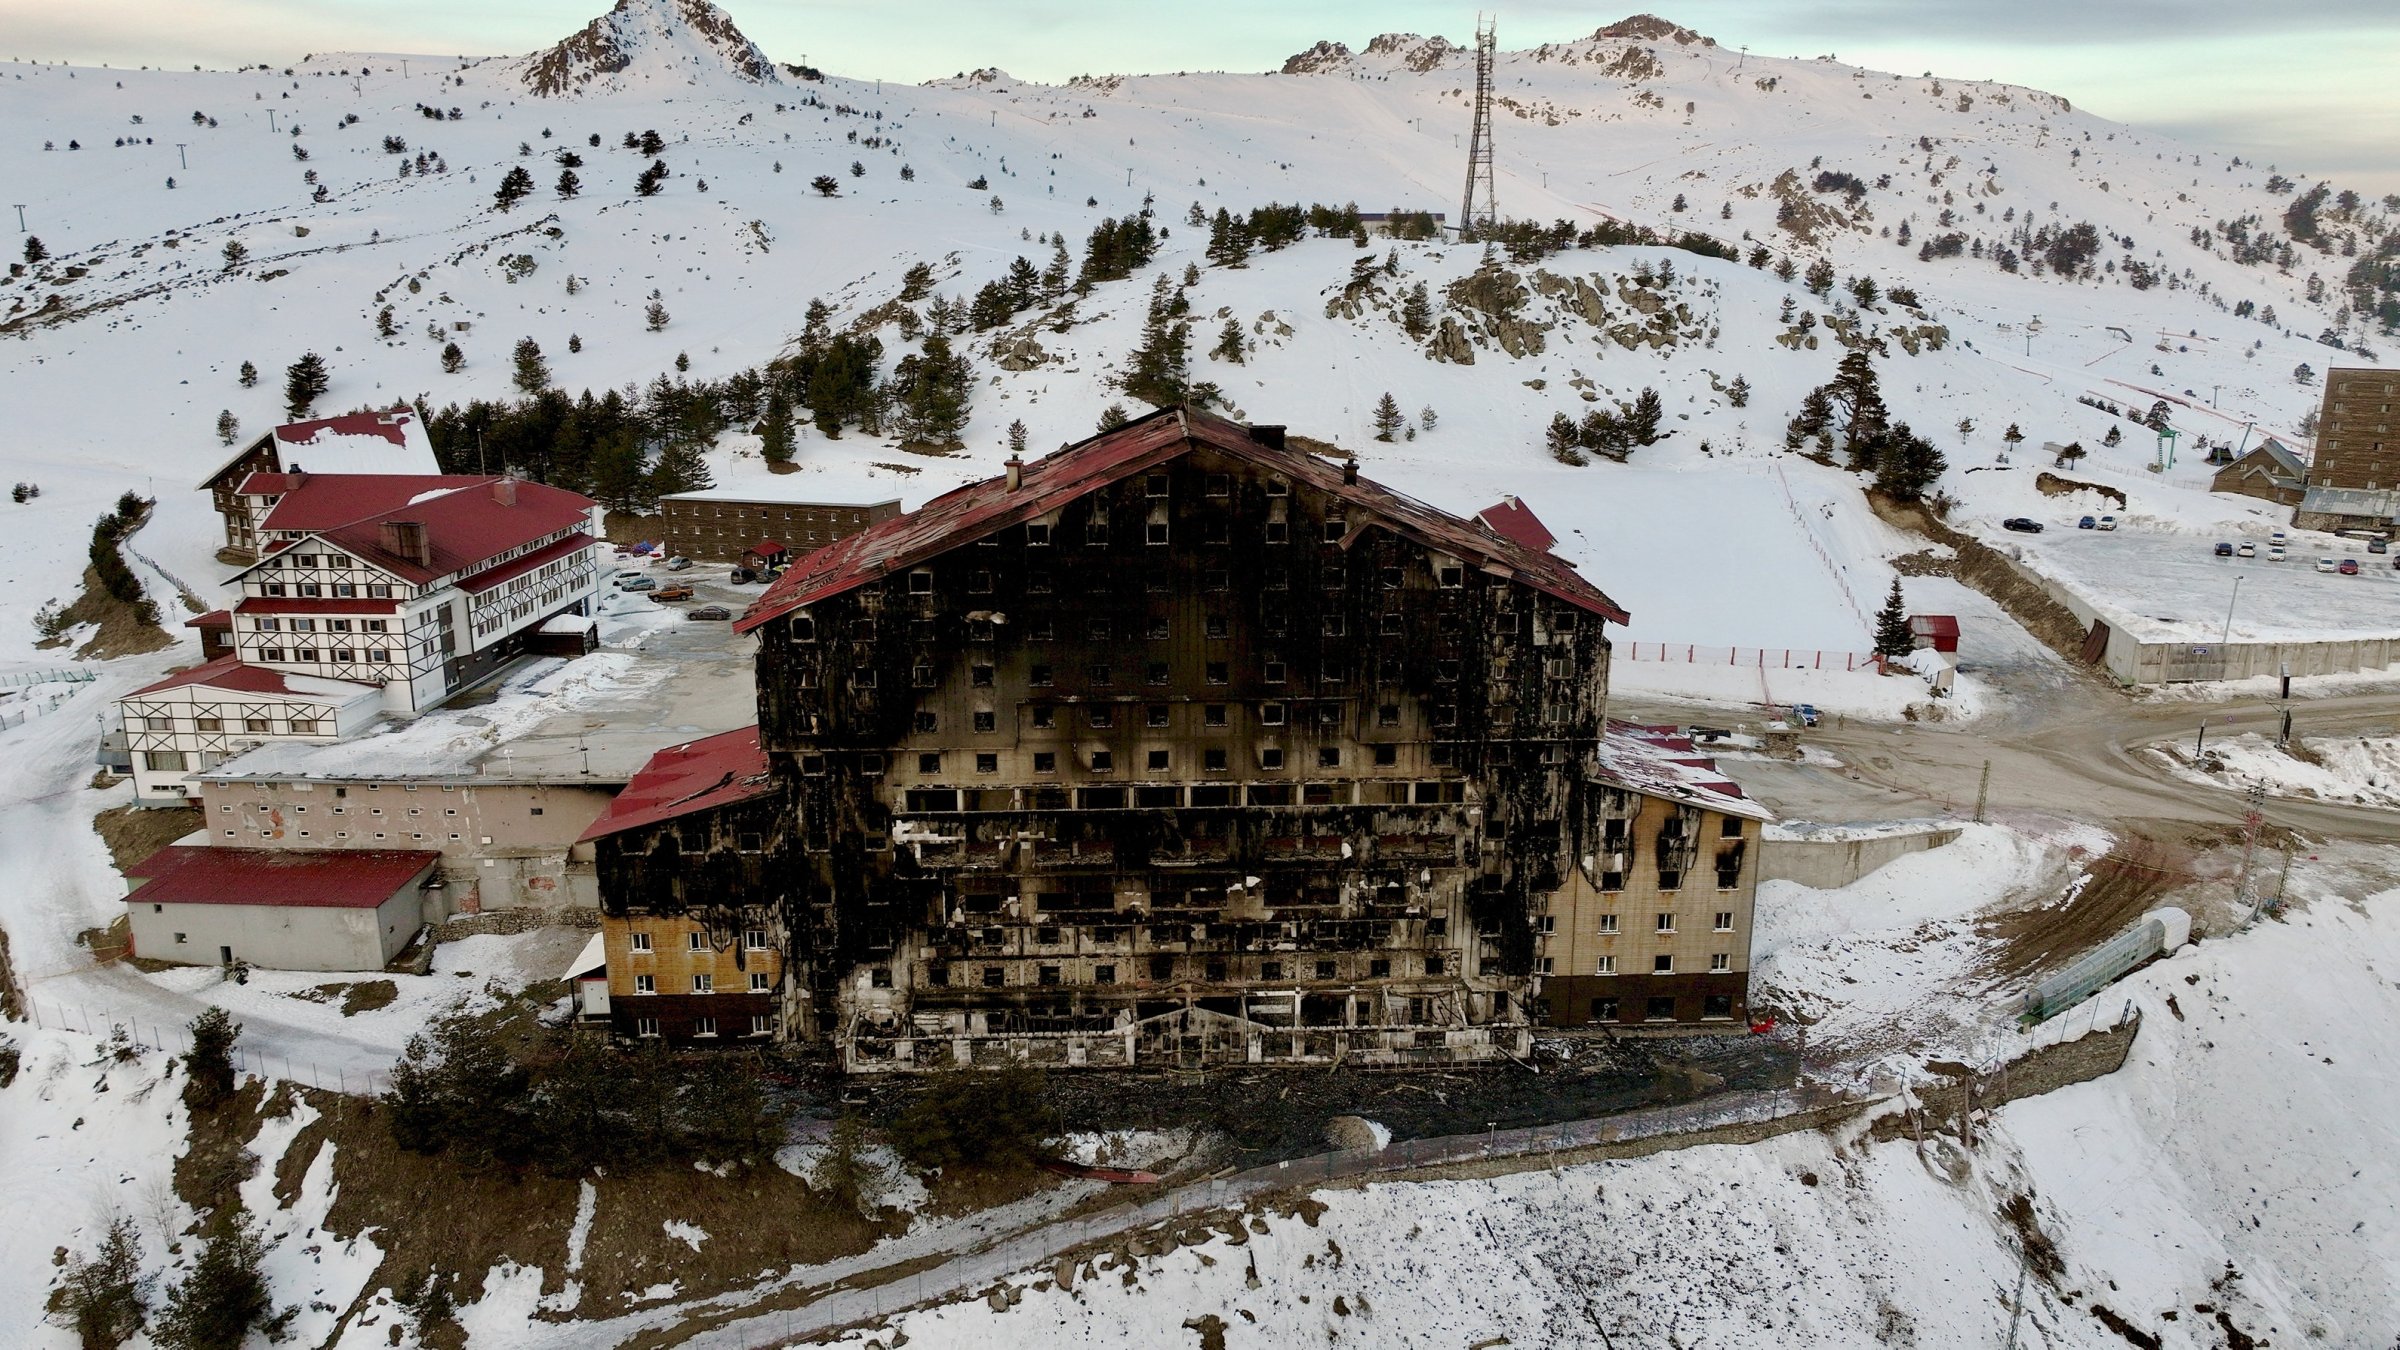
[1615, 674, 2400, 840]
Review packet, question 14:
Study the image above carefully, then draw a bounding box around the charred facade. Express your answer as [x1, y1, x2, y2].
[734, 408, 1628, 1069]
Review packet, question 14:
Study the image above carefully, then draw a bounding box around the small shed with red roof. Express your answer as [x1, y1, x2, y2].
[1907, 614, 1961, 655]
[124, 845, 440, 971]
[740, 540, 791, 573]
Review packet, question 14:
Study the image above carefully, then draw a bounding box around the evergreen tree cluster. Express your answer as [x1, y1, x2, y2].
[1073, 214, 1160, 291]
[1120, 273, 1209, 408]
[88, 495, 151, 606]
[1783, 349, 1948, 500]
[282, 351, 329, 419]
[967, 254, 1047, 330]
[385, 1013, 780, 1177]
[1543, 388, 1667, 465]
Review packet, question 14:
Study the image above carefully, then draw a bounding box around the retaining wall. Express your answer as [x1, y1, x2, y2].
[1760, 827, 1964, 890]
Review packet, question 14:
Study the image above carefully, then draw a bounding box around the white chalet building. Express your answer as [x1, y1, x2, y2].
[120, 473, 603, 805]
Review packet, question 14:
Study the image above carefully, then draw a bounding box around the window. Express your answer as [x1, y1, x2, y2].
[1146, 521, 1169, 545]
[1714, 912, 1734, 932]
[908, 569, 934, 594]
[1656, 913, 1676, 934]
[1372, 744, 1396, 767]
[745, 929, 768, 949]
[1088, 706, 1115, 729]
[971, 664, 995, 687]
[1646, 997, 1677, 1022]
[1086, 518, 1110, 545]
[911, 662, 937, 688]
[751, 1014, 776, 1036]
[871, 966, 894, 987]
[1317, 746, 1340, 768]
[1146, 661, 1170, 685]
[1369, 958, 1391, 978]
[1089, 750, 1114, 773]
[1145, 473, 1169, 498]
[982, 966, 1005, 988]
[1597, 913, 1618, 935]
[1203, 748, 1228, 772]
[1265, 521, 1289, 544]
[367, 583, 391, 599]
[692, 1016, 718, 1037]
[1260, 748, 1285, 770]
[1204, 614, 1230, 639]
[1260, 703, 1286, 726]
[1030, 664, 1053, 687]
[1146, 749, 1170, 770]
[1205, 472, 1230, 497]
[144, 750, 187, 772]
[1652, 955, 1674, 974]
[918, 753, 941, 774]
[1438, 565, 1464, 589]
[1033, 752, 1057, 774]
[634, 974, 656, 994]
[1203, 704, 1228, 728]
[968, 570, 993, 594]
[1031, 706, 1055, 730]
[630, 932, 653, 952]
[1425, 954, 1446, 975]
[1025, 522, 1052, 546]
[1146, 704, 1170, 728]
[635, 1017, 660, 1038]
[973, 751, 998, 774]
[1590, 998, 1619, 1022]
[1205, 661, 1229, 685]
[1722, 817, 1745, 838]
[1594, 955, 1616, 975]
[688, 931, 707, 952]
[1600, 871, 1624, 893]
[1703, 995, 1735, 1019]
[1710, 953, 1732, 973]
[691, 974, 715, 993]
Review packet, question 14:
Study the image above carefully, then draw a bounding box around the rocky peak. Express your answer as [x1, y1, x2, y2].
[519, 0, 778, 97]
[1591, 14, 1715, 47]
[1278, 40, 1352, 75]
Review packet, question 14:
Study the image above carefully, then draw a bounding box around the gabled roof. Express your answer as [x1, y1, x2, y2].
[1907, 614, 1961, 639]
[198, 406, 439, 491]
[186, 609, 232, 631]
[735, 407, 1628, 633]
[227, 478, 598, 586]
[1475, 496, 1556, 553]
[126, 845, 440, 908]
[121, 654, 381, 702]
[2252, 438, 2307, 477]
[247, 473, 497, 534]
[579, 725, 776, 842]
[2298, 486, 2400, 520]
[1595, 721, 1773, 822]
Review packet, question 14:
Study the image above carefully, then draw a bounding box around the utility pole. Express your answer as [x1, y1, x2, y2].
[10, 205, 24, 231]
[2220, 574, 2243, 646]
[175, 143, 188, 170]
[1972, 759, 1991, 823]
[2236, 781, 2267, 926]
[2275, 662, 2292, 747]
[267, 108, 277, 132]
[1458, 13, 1497, 241]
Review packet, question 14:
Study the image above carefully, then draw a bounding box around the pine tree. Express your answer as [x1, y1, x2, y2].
[1206, 208, 1249, 267]
[157, 1215, 276, 1350]
[1372, 392, 1403, 442]
[1210, 316, 1245, 364]
[492, 165, 535, 211]
[2002, 422, 2024, 452]
[1546, 414, 1586, 465]
[1120, 280, 1191, 407]
[811, 175, 840, 197]
[1874, 422, 1948, 502]
[556, 167, 580, 199]
[567, 333, 582, 353]
[1804, 256, 1836, 297]
[182, 1008, 239, 1112]
[1727, 374, 1750, 408]
[237, 360, 257, 388]
[1872, 579, 1914, 659]
[215, 410, 239, 445]
[760, 388, 796, 466]
[887, 334, 973, 449]
[635, 159, 668, 196]
[512, 338, 549, 394]
[589, 430, 650, 513]
[220, 238, 246, 271]
[49, 1215, 148, 1347]
[1419, 406, 1438, 433]
[1096, 404, 1131, 432]
[22, 235, 46, 264]
[440, 342, 464, 373]
[645, 300, 670, 332]
[649, 439, 715, 497]
[1400, 282, 1432, 340]
[808, 1112, 893, 1216]
[375, 306, 397, 338]
[1625, 388, 1665, 446]
[1006, 418, 1028, 456]
[282, 352, 329, 419]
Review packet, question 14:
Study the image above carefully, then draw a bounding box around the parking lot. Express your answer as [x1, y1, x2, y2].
[2004, 524, 2400, 644]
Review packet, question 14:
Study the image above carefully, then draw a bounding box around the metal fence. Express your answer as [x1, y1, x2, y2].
[0, 667, 96, 688]
[1618, 642, 1883, 672]
[22, 997, 393, 1097]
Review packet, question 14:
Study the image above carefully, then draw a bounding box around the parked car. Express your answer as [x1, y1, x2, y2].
[666, 556, 694, 570]
[729, 566, 757, 584]
[688, 605, 732, 621]
[2370, 539, 2390, 555]
[2214, 542, 2236, 557]
[2340, 559, 2362, 576]
[611, 566, 647, 580]
[2236, 541, 2256, 558]
[2077, 515, 2097, 530]
[2315, 557, 2338, 573]
[652, 584, 695, 602]
[2270, 530, 2289, 547]
[2266, 546, 2287, 563]
[1791, 703, 1821, 728]
[2002, 517, 2044, 534]
[619, 576, 657, 592]
[2096, 514, 2118, 531]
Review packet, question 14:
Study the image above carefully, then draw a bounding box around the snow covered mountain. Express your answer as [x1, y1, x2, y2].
[517, 0, 778, 96]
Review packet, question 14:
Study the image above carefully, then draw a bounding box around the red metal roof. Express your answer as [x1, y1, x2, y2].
[125, 845, 440, 909]
[457, 533, 595, 595]
[122, 654, 367, 700]
[1475, 496, 1557, 553]
[186, 609, 232, 630]
[1908, 614, 1961, 639]
[198, 405, 439, 492]
[750, 540, 788, 555]
[579, 725, 776, 841]
[247, 473, 496, 534]
[233, 598, 402, 616]
[230, 477, 597, 586]
[735, 407, 1628, 634]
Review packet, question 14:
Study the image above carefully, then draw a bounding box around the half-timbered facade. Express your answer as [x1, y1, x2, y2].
[198, 406, 441, 560]
[617, 406, 1635, 1070]
[121, 658, 385, 804]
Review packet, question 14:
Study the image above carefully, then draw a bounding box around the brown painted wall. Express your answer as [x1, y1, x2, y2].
[2312, 368, 2400, 490]
[659, 497, 900, 564]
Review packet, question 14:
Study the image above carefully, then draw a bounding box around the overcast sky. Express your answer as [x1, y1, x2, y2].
[8, 0, 2395, 193]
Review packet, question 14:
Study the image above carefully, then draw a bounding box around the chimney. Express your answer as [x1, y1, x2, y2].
[380, 519, 431, 566]
[1004, 455, 1023, 491]
[492, 475, 517, 508]
[1342, 458, 1358, 485]
[1249, 424, 1287, 452]
[288, 464, 306, 487]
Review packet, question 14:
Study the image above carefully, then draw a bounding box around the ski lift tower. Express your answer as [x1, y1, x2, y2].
[1458, 15, 1498, 241]
[2154, 424, 2180, 473]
